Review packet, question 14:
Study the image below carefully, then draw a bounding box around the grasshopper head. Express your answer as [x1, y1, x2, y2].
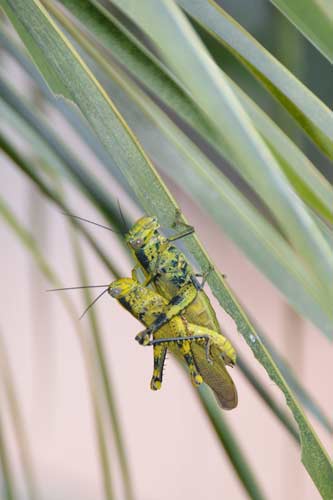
[125, 216, 160, 250]
[108, 278, 137, 299]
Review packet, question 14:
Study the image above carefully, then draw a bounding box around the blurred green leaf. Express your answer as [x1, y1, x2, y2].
[236, 355, 299, 443]
[257, 329, 333, 435]
[316, 217, 333, 249]
[268, 0, 333, 62]
[0, 196, 117, 500]
[178, 0, 333, 159]
[0, 75, 125, 234]
[57, 0, 333, 225]
[71, 235, 116, 500]
[0, 28, 130, 191]
[0, 128, 119, 275]
[0, 397, 16, 500]
[197, 385, 267, 500]
[71, 232, 134, 500]
[0, 330, 40, 500]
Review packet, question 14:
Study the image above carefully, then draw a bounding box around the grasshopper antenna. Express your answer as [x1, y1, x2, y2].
[62, 212, 123, 234]
[79, 288, 109, 320]
[46, 285, 110, 319]
[47, 285, 109, 291]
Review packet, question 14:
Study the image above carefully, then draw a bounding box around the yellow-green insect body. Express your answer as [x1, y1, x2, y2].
[108, 278, 237, 410]
[125, 216, 233, 366]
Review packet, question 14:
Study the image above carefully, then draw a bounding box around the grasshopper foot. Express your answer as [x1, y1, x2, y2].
[192, 373, 203, 387]
[150, 377, 162, 391]
[198, 265, 214, 290]
[135, 330, 151, 346]
[168, 209, 194, 241]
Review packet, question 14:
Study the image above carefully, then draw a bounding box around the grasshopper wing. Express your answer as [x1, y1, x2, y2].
[192, 342, 238, 410]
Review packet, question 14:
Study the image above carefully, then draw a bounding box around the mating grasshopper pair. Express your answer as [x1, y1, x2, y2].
[108, 276, 237, 410]
[53, 213, 238, 410]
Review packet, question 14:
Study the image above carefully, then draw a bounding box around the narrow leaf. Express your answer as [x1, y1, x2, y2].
[0, 129, 119, 275]
[0, 197, 117, 500]
[71, 232, 134, 500]
[269, 0, 333, 63]
[56, 0, 333, 223]
[109, 0, 333, 310]
[178, 0, 333, 158]
[197, 385, 267, 500]
[0, 411, 16, 500]
[0, 331, 40, 500]
[0, 76, 125, 234]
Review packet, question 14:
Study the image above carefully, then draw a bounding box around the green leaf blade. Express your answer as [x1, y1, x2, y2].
[178, 0, 333, 158]
[269, 0, 333, 63]
[109, 0, 333, 312]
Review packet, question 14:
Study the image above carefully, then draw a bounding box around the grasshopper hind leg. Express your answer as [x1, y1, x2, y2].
[149, 337, 203, 387]
[150, 344, 167, 391]
[182, 348, 203, 387]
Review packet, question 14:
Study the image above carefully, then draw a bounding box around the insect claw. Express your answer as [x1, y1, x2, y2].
[199, 265, 215, 290]
[150, 378, 162, 391]
[135, 331, 151, 346]
[193, 374, 203, 387]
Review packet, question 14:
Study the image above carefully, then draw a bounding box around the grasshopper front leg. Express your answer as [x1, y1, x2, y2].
[150, 334, 213, 365]
[135, 281, 199, 344]
[169, 209, 195, 242]
[135, 268, 215, 345]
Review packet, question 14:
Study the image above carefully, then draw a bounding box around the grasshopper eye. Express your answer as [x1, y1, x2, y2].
[131, 238, 143, 248]
[109, 287, 122, 297]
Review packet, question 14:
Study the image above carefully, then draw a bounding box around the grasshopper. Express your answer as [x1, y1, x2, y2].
[62, 211, 238, 408]
[125, 216, 231, 357]
[108, 278, 237, 410]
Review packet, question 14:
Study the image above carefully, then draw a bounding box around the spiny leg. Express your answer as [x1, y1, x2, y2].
[195, 267, 226, 283]
[150, 334, 213, 364]
[148, 335, 212, 386]
[150, 344, 167, 391]
[168, 209, 194, 242]
[179, 341, 203, 387]
[195, 264, 214, 290]
[183, 349, 203, 387]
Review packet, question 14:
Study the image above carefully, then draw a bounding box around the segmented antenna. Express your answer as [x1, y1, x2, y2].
[62, 212, 123, 234]
[47, 285, 109, 292]
[47, 284, 110, 319]
[79, 288, 109, 320]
